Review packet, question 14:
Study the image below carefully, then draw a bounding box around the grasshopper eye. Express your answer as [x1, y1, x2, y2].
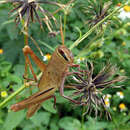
[58, 49, 69, 61]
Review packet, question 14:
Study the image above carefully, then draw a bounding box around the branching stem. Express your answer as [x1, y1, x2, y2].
[69, 3, 127, 50]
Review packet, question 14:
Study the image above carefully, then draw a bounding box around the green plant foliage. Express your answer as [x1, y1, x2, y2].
[85, 117, 108, 130]
[58, 117, 81, 130]
[0, 0, 130, 130]
[3, 111, 25, 130]
[42, 99, 57, 114]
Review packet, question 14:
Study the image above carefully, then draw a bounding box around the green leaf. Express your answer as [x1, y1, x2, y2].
[7, 73, 22, 84]
[42, 99, 57, 114]
[23, 124, 47, 130]
[3, 40, 24, 63]
[13, 64, 25, 78]
[124, 88, 130, 103]
[50, 116, 59, 130]
[85, 117, 108, 130]
[30, 112, 51, 127]
[6, 23, 18, 40]
[55, 90, 76, 104]
[58, 117, 81, 130]
[3, 111, 25, 130]
[55, 93, 68, 104]
[0, 61, 12, 76]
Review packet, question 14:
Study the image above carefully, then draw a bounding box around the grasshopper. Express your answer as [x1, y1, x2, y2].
[10, 26, 81, 118]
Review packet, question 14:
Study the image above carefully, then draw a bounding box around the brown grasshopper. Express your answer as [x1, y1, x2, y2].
[10, 26, 82, 118]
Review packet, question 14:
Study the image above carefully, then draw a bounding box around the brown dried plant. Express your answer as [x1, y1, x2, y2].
[79, 0, 112, 31]
[0, 0, 74, 32]
[68, 62, 126, 119]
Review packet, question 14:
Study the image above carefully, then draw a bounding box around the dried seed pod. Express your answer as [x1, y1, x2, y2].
[68, 62, 126, 119]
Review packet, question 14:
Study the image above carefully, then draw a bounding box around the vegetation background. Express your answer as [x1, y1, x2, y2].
[0, 0, 130, 130]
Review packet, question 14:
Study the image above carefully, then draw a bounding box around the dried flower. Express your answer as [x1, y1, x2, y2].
[69, 62, 126, 119]
[79, 0, 111, 30]
[0, 0, 64, 32]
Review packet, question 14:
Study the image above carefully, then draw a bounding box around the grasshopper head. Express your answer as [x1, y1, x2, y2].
[56, 45, 74, 64]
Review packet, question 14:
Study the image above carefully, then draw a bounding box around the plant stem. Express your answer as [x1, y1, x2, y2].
[24, 26, 28, 45]
[39, 40, 55, 52]
[0, 72, 42, 108]
[75, 31, 103, 58]
[81, 106, 86, 130]
[23, 23, 28, 81]
[64, 14, 67, 41]
[0, 84, 26, 108]
[69, 3, 127, 50]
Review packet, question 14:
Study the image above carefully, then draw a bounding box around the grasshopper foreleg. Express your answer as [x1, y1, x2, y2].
[60, 71, 83, 105]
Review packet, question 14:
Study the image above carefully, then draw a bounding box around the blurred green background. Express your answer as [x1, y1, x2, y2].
[0, 0, 130, 130]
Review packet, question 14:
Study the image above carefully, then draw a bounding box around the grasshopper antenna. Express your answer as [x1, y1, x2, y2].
[60, 16, 64, 45]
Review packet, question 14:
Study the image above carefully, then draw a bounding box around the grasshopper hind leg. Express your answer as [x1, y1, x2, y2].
[27, 104, 41, 118]
[27, 95, 56, 118]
